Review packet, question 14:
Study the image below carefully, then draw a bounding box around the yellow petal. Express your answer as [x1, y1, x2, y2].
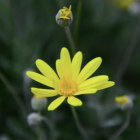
[79, 75, 109, 90]
[67, 96, 82, 106]
[26, 71, 54, 88]
[31, 87, 58, 97]
[75, 89, 97, 95]
[72, 51, 83, 79]
[60, 47, 72, 78]
[36, 59, 59, 83]
[56, 59, 62, 79]
[94, 81, 115, 90]
[77, 57, 102, 83]
[48, 96, 66, 111]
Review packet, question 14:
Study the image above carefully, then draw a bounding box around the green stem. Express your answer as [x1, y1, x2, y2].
[57, 0, 63, 8]
[74, 0, 82, 45]
[37, 124, 41, 140]
[43, 117, 56, 140]
[115, 26, 140, 83]
[64, 27, 76, 55]
[70, 106, 89, 140]
[110, 108, 131, 140]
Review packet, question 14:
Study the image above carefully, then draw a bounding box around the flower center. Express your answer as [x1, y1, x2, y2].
[59, 79, 78, 96]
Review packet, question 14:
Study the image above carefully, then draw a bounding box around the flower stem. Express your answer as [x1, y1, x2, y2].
[74, 0, 82, 45]
[37, 125, 41, 140]
[110, 108, 131, 140]
[70, 106, 89, 140]
[115, 26, 140, 83]
[42, 117, 56, 140]
[64, 27, 76, 55]
[57, 0, 63, 7]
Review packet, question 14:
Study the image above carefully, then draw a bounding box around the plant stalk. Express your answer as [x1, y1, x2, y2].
[64, 27, 76, 55]
[70, 106, 89, 140]
[110, 108, 131, 140]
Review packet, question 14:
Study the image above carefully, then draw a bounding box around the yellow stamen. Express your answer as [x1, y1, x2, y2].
[59, 79, 78, 96]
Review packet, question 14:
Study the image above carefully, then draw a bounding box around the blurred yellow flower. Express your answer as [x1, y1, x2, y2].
[115, 96, 129, 106]
[26, 47, 115, 111]
[114, 0, 134, 9]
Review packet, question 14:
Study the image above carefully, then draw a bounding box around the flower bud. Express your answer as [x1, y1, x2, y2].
[27, 113, 42, 126]
[128, 2, 140, 15]
[31, 96, 47, 111]
[56, 5, 73, 27]
[115, 95, 133, 110]
[0, 135, 10, 140]
[113, 0, 134, 9]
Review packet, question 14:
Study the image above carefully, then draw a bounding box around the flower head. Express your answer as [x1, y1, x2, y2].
[113, 0, 134, 9]
[115, 95, 133, 109]
[27, 113, 42, 126]
[56, 5, 73, 27]
[26, 47, 115, 111]
[31, 96, 47, 111]
[128, 2, 140, 15]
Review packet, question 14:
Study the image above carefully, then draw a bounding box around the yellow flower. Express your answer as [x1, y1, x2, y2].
[56, 5, 73, 27]
[115, 96, 129, 106]
[26, 47, 115, 111]
[58, 5, 72, 20]
[115, 95, 133, 109]
[114, 0, 134, 9]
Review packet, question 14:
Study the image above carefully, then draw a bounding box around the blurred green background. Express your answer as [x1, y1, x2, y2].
[0, 0, 140, 140]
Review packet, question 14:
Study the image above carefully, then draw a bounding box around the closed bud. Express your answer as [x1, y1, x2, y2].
[27, 113, 42, 126]
[31, 96, 47, 111]
[0, 135, 10, 140]
[128, 2, 140, 15]
[56, 5, 73, 27]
